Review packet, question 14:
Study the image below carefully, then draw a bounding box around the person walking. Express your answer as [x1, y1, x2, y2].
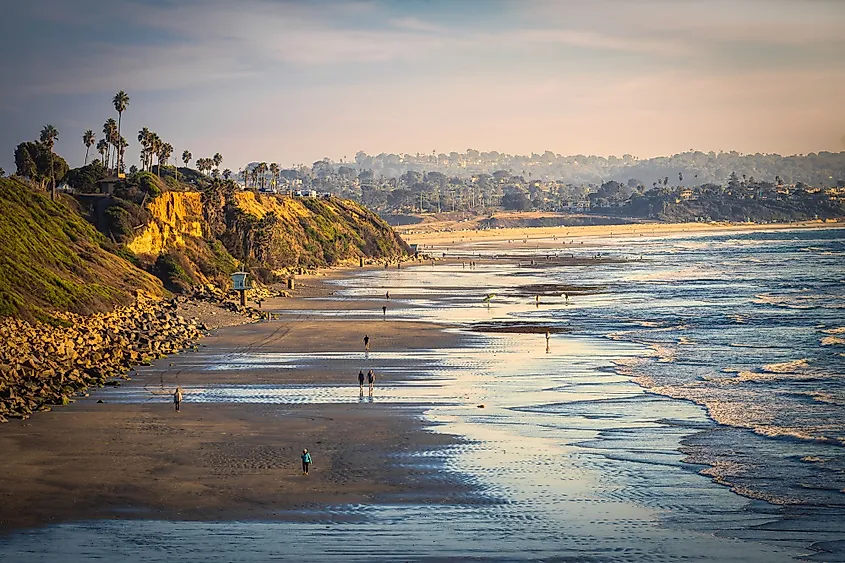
[545, 330, 551, 354]
[382, 305, 387, 319]
[358, 369, 365, 391]
[173, 386, 183, 412]
[367, 369, 376, 394]
[363, 335, 370, 351]
[301, 449, 312, 475]
[386, 291, 390, 300]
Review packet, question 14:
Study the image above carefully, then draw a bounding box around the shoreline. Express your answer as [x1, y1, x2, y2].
[0, 278, 473, 533]
[399, 218, 842, 246]
[0, 236, 836, 561]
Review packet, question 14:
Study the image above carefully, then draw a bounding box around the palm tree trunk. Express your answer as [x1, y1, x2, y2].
[116, 112, 122, 174]
[84, 146, 90, 166]
[50, 154, 55, 200]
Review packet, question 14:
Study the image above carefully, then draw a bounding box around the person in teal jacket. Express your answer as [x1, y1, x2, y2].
[301, 449, 312, 475]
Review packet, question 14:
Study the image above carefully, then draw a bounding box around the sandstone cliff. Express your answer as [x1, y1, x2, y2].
[126, 183, 410, 290]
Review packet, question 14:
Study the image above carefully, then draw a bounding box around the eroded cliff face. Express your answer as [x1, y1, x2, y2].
[125, 189, 410, 289]
[127, 192, 205, 256]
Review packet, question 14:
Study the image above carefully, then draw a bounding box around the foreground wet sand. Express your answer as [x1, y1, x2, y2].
[0, 289, 468, 532]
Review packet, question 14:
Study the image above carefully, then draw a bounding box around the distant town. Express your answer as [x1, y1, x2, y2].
[235, 150, 845, 223]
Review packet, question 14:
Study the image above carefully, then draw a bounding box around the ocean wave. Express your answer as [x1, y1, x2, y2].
[822, 327, 845, 335]
[762, 359, 810, 373]
[649, 344, 676, 363]
[821, 336, 845, 346]
[728, 314, 748, 324]
[678, 337, 695, 345]
[805, 391, 845, 406]
[630, 267, 725, 282]
[753, 293, 816, 309]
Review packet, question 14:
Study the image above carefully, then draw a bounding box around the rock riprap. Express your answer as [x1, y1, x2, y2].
[0, 300, 208, 422]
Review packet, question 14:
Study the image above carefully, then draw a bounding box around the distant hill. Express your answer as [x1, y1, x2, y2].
[0, 177, 163, 322]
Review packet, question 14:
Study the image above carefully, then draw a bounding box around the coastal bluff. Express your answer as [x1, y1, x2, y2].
[0, 175, 409, 421]
[122, 186, 410, 290]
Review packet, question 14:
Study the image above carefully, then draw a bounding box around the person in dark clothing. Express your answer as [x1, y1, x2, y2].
[363, 335, 370, 351]
[358, 369, 365, 391]
[367, 369, 376, 394]
[301, 449, 312, 475]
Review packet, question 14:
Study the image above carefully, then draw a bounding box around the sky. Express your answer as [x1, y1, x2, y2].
[1, 0, 844, 173]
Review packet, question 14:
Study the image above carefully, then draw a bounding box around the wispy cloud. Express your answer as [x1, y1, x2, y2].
[2, 0, 844, 172]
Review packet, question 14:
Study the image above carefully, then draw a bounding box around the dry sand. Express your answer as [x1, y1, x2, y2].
[400, 218, 842, 246]
[0, 283, 467, 533]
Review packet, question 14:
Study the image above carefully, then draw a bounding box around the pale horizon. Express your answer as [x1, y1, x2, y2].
[2, 0, 844, 173]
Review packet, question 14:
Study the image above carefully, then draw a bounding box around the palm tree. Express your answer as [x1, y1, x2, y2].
[103, 118, 117, 172]
[112, 91, 130, 174]
[222, 168, 232, 180]
[269, 162, 279, 190]
[138, 127, 151, 171]
[149, 133, 162, 175]
[213, 152, 222, 171]
[158, 142, 173, 172]
[258, 162, 268, 190]
[40, 124, 59, 198]
[96, 139, 108, 166]
[83, 130, 95, 165]
[118, 137, 128, 174]
[182, 150, 192, 168]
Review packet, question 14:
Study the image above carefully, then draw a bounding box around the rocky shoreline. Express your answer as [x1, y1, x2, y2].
[0, 291, 272, 422]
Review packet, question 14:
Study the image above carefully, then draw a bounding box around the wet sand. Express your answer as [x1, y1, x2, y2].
[1, 235, 837, 561]
[0, 289, 469, 532]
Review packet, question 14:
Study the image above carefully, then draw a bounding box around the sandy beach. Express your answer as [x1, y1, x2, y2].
[399, 217, 842, 247]
[0, 281, 469, 532]
[2, 227, 842, 561]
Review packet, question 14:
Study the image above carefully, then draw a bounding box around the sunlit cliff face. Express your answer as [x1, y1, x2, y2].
[2, 0, 844, 171]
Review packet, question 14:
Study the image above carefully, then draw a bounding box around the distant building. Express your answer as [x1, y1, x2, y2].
[96, 177, 120, 195]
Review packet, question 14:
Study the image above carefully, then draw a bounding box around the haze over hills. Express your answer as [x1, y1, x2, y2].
[246, 149, 845, 187]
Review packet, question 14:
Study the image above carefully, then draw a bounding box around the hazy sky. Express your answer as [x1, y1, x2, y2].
[2, 0, 844, 172]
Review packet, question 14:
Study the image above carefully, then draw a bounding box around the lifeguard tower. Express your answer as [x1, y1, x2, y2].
[231, 271, 251, 306]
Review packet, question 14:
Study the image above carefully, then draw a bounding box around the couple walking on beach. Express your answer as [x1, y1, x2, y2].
[358, 369, 376, 394]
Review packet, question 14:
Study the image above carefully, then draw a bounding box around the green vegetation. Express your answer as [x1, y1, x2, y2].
[14, 140, 68, 193]
[0, 177, 162, 321]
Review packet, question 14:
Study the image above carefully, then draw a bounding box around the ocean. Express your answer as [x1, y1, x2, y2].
[1, 226, 842, 561]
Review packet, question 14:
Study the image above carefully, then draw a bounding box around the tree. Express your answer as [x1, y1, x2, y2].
[15, 140, 69, 192]
[96, 139, 108, 166]
[83, 130, 95, 165]
[222, 168, 232, 180]
[65, 160, 107, 193]
[157, 142, 173, 170]
[501, 190, 530, 211]
[138, 127, 151, 171]
[103, 118, 117, 172]
[40, 124, 59, 199]
[269, 162, 279, 190]
[112, 90, 130, 174]
[182, 150, 192, 168]
[213, 152, 223, 171]
[148, 133, 162, 175]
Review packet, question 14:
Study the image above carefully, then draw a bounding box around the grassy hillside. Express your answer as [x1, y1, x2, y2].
[0, 178, 163, 321]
